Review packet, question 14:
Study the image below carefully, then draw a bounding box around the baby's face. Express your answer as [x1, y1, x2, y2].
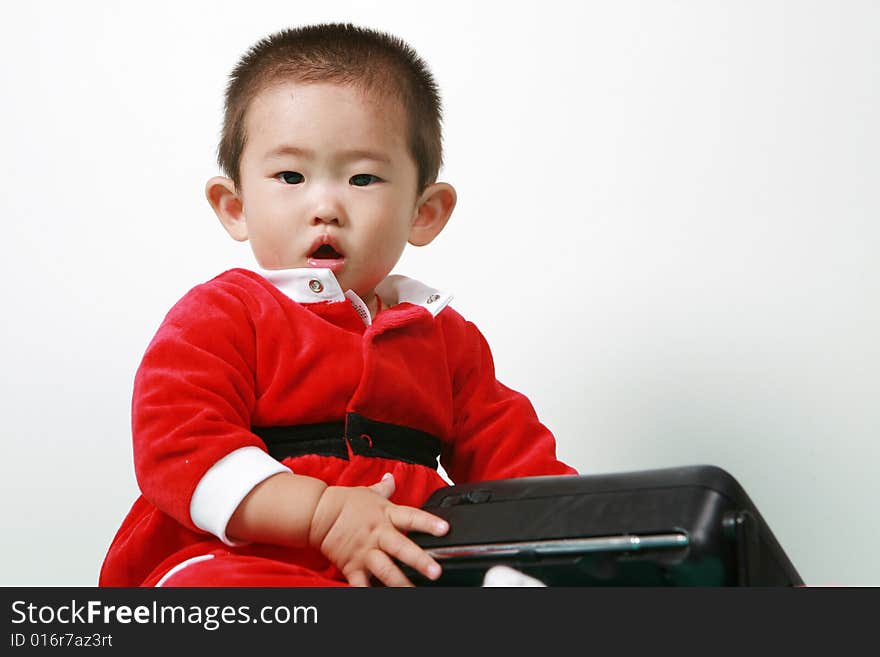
[235, 81, 421, 298]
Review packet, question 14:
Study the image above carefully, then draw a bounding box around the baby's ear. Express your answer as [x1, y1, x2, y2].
[409, 183, 456, 247]
[206, 176, 248, 241]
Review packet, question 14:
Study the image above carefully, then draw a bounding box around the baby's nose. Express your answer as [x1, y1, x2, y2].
[309, 186, 344, 225]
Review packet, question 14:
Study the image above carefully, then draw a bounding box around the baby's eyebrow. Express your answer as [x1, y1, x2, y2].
[336, 148, 391, 165]
[265, 144, 314, 159]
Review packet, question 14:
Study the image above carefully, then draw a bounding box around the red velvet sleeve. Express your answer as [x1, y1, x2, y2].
[441, 311, 578, 483]
[131, 277, 265, 532]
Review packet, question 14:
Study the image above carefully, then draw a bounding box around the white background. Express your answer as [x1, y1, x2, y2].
[1, 0, 877, 586]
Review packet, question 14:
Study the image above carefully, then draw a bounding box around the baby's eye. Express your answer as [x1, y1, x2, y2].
[349, 174, 382, 187]
[278, 171, 304, 185]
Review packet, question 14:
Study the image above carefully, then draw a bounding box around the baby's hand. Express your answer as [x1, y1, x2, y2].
[308, 473, 449, 587]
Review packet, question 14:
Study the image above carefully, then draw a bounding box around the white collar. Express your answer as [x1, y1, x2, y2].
[259, 268, 453, 326]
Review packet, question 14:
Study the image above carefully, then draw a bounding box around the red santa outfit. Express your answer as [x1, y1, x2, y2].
[99, 267, 576, 587]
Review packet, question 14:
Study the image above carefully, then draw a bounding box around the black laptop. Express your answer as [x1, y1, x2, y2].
[406, 465, 803, 586]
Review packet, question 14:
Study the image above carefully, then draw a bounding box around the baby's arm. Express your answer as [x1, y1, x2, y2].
[443, 314, 578, 483]
[226, 471, 448, 587]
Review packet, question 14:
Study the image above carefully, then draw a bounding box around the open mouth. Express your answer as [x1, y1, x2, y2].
[307, 237, 345, 272]
[310, 243, 343, 259]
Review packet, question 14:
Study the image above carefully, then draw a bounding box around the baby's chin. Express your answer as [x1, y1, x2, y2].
[343, 276, 384, 302]
[341, 278, 372, 298]
[332, 264, 377, 291]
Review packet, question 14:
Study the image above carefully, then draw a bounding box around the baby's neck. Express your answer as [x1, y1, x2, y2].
[362, 292, 382, 319]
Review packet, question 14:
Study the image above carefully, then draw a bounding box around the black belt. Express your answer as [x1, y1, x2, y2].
[252, 413, 441, 470]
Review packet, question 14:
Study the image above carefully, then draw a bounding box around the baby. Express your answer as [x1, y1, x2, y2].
[100, 23, 576, 588]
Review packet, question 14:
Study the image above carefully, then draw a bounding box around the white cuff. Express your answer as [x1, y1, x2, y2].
[190, 446, 291, 545]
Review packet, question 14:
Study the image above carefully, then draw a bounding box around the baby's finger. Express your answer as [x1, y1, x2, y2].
[367, 472, 396, 499]
[378, 532, 442, 582]
[343, 567, 371, 588]
[389, 505, 449, 537]
[364, 549, 414, 588]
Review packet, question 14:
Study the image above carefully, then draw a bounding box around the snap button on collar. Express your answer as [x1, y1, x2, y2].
[309, 279, 324, 293]
[426, 294, 440, 304]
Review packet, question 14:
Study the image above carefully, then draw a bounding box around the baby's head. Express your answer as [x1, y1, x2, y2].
[206, 24, 456, 301]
